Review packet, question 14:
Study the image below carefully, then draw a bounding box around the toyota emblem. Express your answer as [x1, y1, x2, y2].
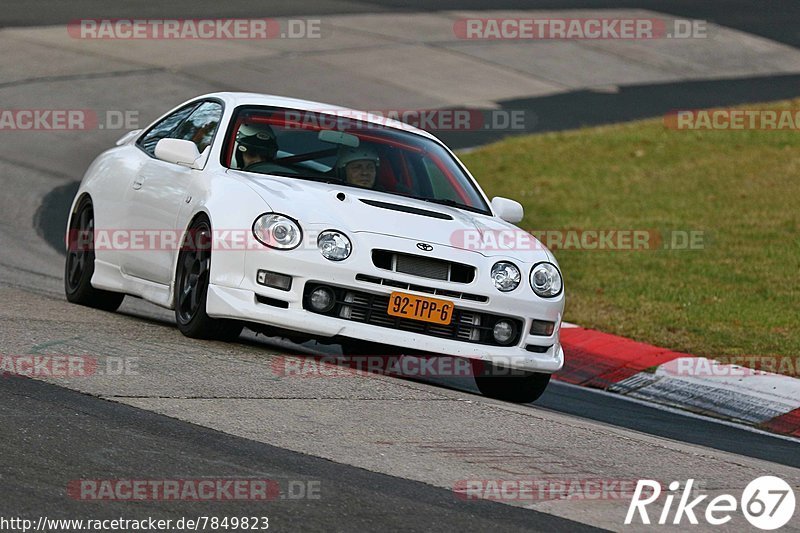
[416, 243, 434, 252]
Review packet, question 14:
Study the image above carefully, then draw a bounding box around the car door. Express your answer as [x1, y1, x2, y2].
[122, 100, 223, 284]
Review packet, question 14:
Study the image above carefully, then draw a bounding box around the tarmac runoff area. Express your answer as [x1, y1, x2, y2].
[1, 8, 799, 531]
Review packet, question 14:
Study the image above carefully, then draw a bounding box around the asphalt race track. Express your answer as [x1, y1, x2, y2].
[3, 1, 800, 49]
[0, 376, 600, 532]
[1, 2, 799, 531]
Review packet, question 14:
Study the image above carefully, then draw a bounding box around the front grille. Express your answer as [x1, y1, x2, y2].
[397, 253, 447, 280]
[372, 250, 475, 283]
[303, 283, 521, 347]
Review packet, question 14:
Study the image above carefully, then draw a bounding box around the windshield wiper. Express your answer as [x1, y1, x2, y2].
[418, 197, 488, 215]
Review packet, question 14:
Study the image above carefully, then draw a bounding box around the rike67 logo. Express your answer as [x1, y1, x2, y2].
[626, 476, 796, 530]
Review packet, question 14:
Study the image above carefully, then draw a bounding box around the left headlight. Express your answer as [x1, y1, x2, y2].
[491, 261, 521, 292]
[318, 230, 352, 261]
[252, 213, 302, 250]
[530, 262, 563, 298]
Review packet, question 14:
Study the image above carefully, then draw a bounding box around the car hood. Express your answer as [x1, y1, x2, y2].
[232, 170, 555, 262]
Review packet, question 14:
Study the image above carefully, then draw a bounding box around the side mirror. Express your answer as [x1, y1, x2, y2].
[491, 197, 524, 223]
[155, 138, 201, 168]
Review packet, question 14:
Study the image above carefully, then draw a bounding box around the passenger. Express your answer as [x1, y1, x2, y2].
[335, 145, 380, 188]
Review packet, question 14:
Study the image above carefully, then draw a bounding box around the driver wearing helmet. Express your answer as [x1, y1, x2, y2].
[335, 145, 380, 188]
[235, 123, 278, 170]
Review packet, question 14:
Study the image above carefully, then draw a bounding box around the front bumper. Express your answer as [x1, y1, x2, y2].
[206, 230, 564, 373]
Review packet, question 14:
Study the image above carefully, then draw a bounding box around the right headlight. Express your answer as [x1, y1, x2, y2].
[252, 213, 302, 250]
[530, 262, 563, 298]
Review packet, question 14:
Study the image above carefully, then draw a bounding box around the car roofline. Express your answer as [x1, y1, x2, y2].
[191, 91, 440, 140]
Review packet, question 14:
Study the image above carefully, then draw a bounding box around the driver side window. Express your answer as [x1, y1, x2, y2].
[173, 101, 223, 153]
[137, 101, 223, 158]
[137, 104, 197, 157]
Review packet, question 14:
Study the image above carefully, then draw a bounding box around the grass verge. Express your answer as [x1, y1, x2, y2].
[460, 99, 800, 360]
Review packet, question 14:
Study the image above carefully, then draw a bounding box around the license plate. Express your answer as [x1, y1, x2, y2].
[387, 292, 454, 325]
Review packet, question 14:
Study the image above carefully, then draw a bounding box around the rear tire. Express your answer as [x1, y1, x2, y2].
[174, 215, 243, 341]
[64, 198, 125, 312]
[473, 361, 551, 403]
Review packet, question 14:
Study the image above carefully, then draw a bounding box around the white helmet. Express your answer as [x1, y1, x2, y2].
[335, 145, 380, 170]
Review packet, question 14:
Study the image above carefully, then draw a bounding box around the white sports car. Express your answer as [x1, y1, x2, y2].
[65, 92, 565, 402]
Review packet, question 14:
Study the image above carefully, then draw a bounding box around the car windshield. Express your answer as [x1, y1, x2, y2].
[223, 106, 491, 214]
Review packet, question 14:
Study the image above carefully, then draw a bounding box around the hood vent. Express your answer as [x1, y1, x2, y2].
[359, 198, 453, 220]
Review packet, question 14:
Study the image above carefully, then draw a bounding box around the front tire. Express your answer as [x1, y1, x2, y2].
[473, 361, 551, 403]
[174, 216, 243, 341]
[64, 198, 125, 312]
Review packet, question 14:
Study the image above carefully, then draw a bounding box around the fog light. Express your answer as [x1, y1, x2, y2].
[530, 320, 555, 336]
[309, 287, 335, 313]
[256, 270, 292, 291]
[492, 320, 516, 345]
